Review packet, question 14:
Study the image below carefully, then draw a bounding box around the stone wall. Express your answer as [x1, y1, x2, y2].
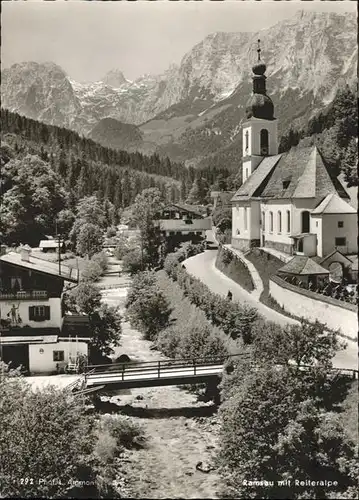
[269, 275, 357, 340]
[264, 240, 293, 254]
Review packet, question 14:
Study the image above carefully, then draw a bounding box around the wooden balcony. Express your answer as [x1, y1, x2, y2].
[0, 290, 48, 301]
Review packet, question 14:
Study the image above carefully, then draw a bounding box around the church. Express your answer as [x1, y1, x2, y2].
[231, 44, 357, 259]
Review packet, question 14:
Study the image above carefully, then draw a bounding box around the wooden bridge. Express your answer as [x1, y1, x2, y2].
[68, 354, 358, 396]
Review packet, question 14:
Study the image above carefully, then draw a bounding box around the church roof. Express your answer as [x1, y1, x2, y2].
[311, 193, 356, 215]
[278, 256, 330, 276]
[231, 154, 281, 201]
[232, 146, 350, 202]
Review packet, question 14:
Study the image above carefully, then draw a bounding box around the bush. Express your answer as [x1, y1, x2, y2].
[101, 415, 146, 450]
[122, 247, 144, 275]
[164, 257, 258, 343]
[155, 272, 231, 362]
[92, 251, 109, 273]
[81, 260, 103, 282]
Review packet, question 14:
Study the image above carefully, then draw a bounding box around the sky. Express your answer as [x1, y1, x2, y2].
[1, 1, 356, 83]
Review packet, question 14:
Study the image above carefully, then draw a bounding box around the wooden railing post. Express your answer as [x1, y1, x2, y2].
[122, 364, 125, 381]
[158, 361, 161, 378]
[193, 359, 196, 376]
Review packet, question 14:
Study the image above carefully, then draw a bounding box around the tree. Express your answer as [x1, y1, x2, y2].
[68, 282, 101, 315]
[89, 304, 122, 357]
[126, 272, 172, 341]
[218, 362, 357, 499]
[56, 208, 76, 239]
[81, 260, 103, 282]
[67, 283, 121, 359]
[218, 321, 356, 499]
[0, 154, 67, 245]
[0, 377, 96, 498]
[76, 223, 103, 258]
[186, 179, 200, 205]
[251, 319, 343, 370]
[128, 188, 165, 270]
[342, 138, 358, 187]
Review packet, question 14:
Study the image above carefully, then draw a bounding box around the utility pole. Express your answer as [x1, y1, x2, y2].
[55, 219, 61, 276]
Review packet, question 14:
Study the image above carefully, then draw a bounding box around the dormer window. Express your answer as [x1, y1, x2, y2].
[282, 179, 291, 189]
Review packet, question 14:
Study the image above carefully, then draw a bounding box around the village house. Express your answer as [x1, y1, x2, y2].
[156, 203, 212, 242]
[39, 239, 64, 253]
[231, 46, 357, 273]
[0, 246, 90, 374]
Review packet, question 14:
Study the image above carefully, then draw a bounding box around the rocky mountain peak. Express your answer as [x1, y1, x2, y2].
[102, 69, 129, 88]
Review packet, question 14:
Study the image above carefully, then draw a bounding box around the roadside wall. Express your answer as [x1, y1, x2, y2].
[269, 275, 357, 340]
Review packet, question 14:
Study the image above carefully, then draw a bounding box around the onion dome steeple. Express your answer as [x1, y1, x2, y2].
[245, 39, 275, 120]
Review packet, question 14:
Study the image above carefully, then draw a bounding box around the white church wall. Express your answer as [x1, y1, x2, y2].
[250, 200, 261, 240]
[261, 201, 293, 252]
[311, 216, 323, 257]
[292, 199, 318, 235]
[321, 213, 357, 256]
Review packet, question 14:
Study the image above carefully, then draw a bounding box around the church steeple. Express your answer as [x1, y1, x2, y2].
[245, 39, 275, 120]
[241, 39, 278, 183]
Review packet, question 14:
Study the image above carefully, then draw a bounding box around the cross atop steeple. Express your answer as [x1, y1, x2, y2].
[257, 39, 261, 62]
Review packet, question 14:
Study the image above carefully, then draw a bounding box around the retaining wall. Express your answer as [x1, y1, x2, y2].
[269, 275, 358, 340]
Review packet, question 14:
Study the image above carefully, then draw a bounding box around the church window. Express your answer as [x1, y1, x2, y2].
[260, 129, 269, 155]
[338, 221, 344, 228]
[287, 210, 290, 233]
[335, 237, 346, 247]
[262, 211, 265, 231]
[278, 212, 282, 233]
[269, 211, 273, 232]
[245, 130, 249, 151]
[244, 208, 248, 231]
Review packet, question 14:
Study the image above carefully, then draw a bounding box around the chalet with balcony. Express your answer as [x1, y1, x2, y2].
[157, 203, 211, 242]
[0, 247, 90, 374]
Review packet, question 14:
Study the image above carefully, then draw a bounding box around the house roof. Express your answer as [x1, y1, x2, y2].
[39, 240, 60, 249]
[0, 327, 60, 337]
[163, 203, 205, 217]
[318, 249, 353, 266]
[0, 252, 78, 282]
[159, 217, 212, 232]
[232, 146, 350, 202]
[348, 255, 358, 271]
[0, 335, 59, 345]
[278, 255, 330, 276]
[311, 193, 357, 215]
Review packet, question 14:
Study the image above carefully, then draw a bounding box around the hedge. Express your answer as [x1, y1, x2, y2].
[163, 250, 258, 343]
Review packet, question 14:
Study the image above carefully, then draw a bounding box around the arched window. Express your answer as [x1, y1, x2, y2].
[245, 130, 249, 151]
[278, 212, 282, 233]
[262, 211, 265, 231]
[269, 211, 273, 232]
[287, 210, 290, 233]
[301, 211, 310, 233]
[260, 129, 269, 154]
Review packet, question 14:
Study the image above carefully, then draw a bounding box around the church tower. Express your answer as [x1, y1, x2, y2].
[242, 40, 278, 183]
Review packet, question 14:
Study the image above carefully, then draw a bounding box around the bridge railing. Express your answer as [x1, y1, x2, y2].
[86, 352, 250, 375]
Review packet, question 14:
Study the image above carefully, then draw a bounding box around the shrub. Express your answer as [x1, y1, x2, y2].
[101, 415, 146, 450]
[122, 247, 144, 275]
[92, 251, 109, 273]
[126, 287, 172, 341]
[106, 226, 117, 238]
[155, 272, 231, 362]
[81, 260, 103, 282]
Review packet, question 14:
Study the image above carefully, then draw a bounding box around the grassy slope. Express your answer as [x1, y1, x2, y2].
[215, 246, 254, 293]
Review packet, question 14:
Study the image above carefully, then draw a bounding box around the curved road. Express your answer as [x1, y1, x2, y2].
[184, 250, 358, 371]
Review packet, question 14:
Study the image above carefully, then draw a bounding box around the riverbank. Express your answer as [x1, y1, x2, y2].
[100, 286, 222, 499]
